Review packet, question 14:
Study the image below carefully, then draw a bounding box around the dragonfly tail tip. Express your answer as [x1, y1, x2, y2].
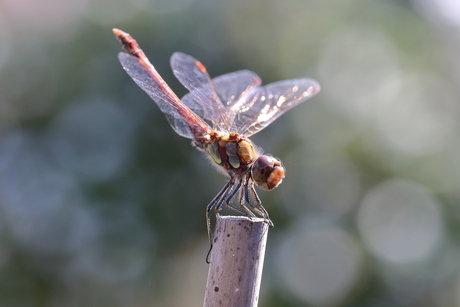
[112, 28, 126, 37]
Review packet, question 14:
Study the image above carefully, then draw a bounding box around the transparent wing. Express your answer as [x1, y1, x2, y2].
[212, 70, 261, 110]
[181, 70, 261, 123]
[118, 52, 212, 139]
[171, 52, 235, 132]
[233, 78, 320, 136]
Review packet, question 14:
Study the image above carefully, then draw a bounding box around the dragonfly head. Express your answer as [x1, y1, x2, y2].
[252, 155, 285, 191]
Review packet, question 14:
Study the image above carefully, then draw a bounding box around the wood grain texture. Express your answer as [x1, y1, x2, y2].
[203, 216, 269, 307]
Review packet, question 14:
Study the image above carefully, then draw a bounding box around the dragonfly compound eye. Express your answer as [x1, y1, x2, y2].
[252, 155, 285, 191]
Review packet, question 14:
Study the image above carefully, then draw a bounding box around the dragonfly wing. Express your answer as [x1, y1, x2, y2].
[171, 52, 235, 132]
[181, 91, 206, 121]
[181, 70, 261, 124]
[118, 52, 211, 139]
[234, 78, 320, 136]
[212, 70, 261, 111]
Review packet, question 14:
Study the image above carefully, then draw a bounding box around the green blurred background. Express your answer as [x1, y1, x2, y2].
[0, 0, 459, 306]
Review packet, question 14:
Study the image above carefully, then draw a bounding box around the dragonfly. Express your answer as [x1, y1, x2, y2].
[113, 28, 320, 258]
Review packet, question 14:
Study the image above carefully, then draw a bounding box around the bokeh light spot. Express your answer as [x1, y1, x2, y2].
[277, 225, 364, 306]
[46, 97, 137, 182]
[358, 179, 443, 263]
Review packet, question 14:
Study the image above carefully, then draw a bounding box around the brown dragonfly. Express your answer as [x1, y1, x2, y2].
[113, 29, 320, 257]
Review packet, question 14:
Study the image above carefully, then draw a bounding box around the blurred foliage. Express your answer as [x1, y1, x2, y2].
[0, 0, 459, 306]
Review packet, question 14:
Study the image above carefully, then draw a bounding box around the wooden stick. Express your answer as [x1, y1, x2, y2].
[203, 216, 269, 307]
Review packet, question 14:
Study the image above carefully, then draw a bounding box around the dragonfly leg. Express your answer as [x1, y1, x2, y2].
[205, 178, 234, 263]
[222, 180, 256, 218]
[234, 182, 257, 219]
[246, 181, 274, 227]
[243, 180, 265, 217]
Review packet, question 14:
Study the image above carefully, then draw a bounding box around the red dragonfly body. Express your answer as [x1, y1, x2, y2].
[113, 29, 320, 254]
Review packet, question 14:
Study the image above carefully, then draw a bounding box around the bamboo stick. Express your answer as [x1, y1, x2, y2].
[203, 216, 269, 307]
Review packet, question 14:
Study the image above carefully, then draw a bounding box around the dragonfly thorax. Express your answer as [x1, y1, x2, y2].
[204, 134, 258, 174]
